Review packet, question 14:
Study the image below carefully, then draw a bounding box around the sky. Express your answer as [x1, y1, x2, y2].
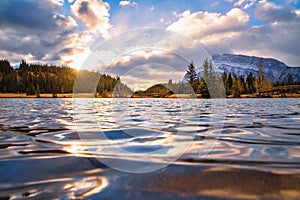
[0, 0, 300, 89]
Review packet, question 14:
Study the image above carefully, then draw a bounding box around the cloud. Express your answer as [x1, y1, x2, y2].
[0, 0, 61, 32]
[234, 0, 246, 6]
[211, 1, 220, 7]
[0, 49, 35, 66]
[287, 0, 299, 4]
[120, 64, 184, 90]
[71, 0, 111, 37]
[167, 4, 300, 66]
[234, 0, 253, 7]
[119, 0, 130, 6]
[49, 0, 64, 7]
[167, 8, 249, 42]
[119, 0, 137, 7]
[227, 0, 257, 9]
[0, 0, 112, 68]
[53, 14, 78, 29]
[150, 5, 155, 11]
[0, 0, 79, 64]
[76, 28, 208, 88]
[255, 0, 297, 22]
[103, 53, 190, 90]
[1, 0, 299, 72]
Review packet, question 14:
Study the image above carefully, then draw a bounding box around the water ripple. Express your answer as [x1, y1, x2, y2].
[1, 98, 300, 199]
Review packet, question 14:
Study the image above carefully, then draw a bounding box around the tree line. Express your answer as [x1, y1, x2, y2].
[186, 59, 299, 97]
[0, 59, 132, 97]
[131, 58, 299, 98]
[1, 58, 298, 98]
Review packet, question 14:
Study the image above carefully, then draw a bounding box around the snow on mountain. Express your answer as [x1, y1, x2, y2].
[184, 53, 300, 82]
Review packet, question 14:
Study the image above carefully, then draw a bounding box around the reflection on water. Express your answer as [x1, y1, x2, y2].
[0, 98, 300, 199]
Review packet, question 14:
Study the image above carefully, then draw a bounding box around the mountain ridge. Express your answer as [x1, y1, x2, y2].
[184, 53, 300, 82]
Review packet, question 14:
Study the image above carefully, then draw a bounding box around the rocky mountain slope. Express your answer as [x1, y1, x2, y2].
[185, 54, 300, 82]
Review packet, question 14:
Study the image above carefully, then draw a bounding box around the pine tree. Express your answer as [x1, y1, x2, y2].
[231, 75, 245, 97]
[257, 59, 264, 94]
[222, 72, 230, 96]
[26, 84, 35, 95]
[284, 74, 294, 85]
[226, 73, 233, 95]
[186, 61, 198, 93]
[198, 76, 209, 97]
[238, 76, 246, 94]
[199, 59, 218, 97]
[0, 60, 13, 74]
[246, 72, 256, 94]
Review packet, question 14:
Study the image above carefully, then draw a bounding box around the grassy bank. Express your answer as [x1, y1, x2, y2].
[0, 93, 73, 98]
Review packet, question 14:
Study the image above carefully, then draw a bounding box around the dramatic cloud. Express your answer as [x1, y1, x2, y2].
[167, 2, 300, 66]
[0, 0, 113, 68]
[0, 0, 63, 32]
[167, 8, 249, 45]
[0, 0, 79, 64]
[71, 0, 111, 37]
[1, 0, 299, 73]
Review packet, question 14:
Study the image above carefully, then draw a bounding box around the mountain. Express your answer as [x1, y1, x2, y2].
[184, 53, 300, 82]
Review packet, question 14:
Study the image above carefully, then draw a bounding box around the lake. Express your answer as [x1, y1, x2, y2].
[0, 98, 300, 199]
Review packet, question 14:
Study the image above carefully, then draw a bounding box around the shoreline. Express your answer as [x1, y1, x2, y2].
[0, 93, 300, 98]
[0, 93, 74, 98]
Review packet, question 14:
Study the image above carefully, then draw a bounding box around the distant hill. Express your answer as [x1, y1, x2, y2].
[184, 54, 300, 82]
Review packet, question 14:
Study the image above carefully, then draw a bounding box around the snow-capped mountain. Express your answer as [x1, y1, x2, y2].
[184, 53, 300, 82]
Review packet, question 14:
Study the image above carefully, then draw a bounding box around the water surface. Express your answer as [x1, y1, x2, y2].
[0, 98, 300, 199]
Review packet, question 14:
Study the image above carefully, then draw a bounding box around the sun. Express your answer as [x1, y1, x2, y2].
[62, 49, 92, 70]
